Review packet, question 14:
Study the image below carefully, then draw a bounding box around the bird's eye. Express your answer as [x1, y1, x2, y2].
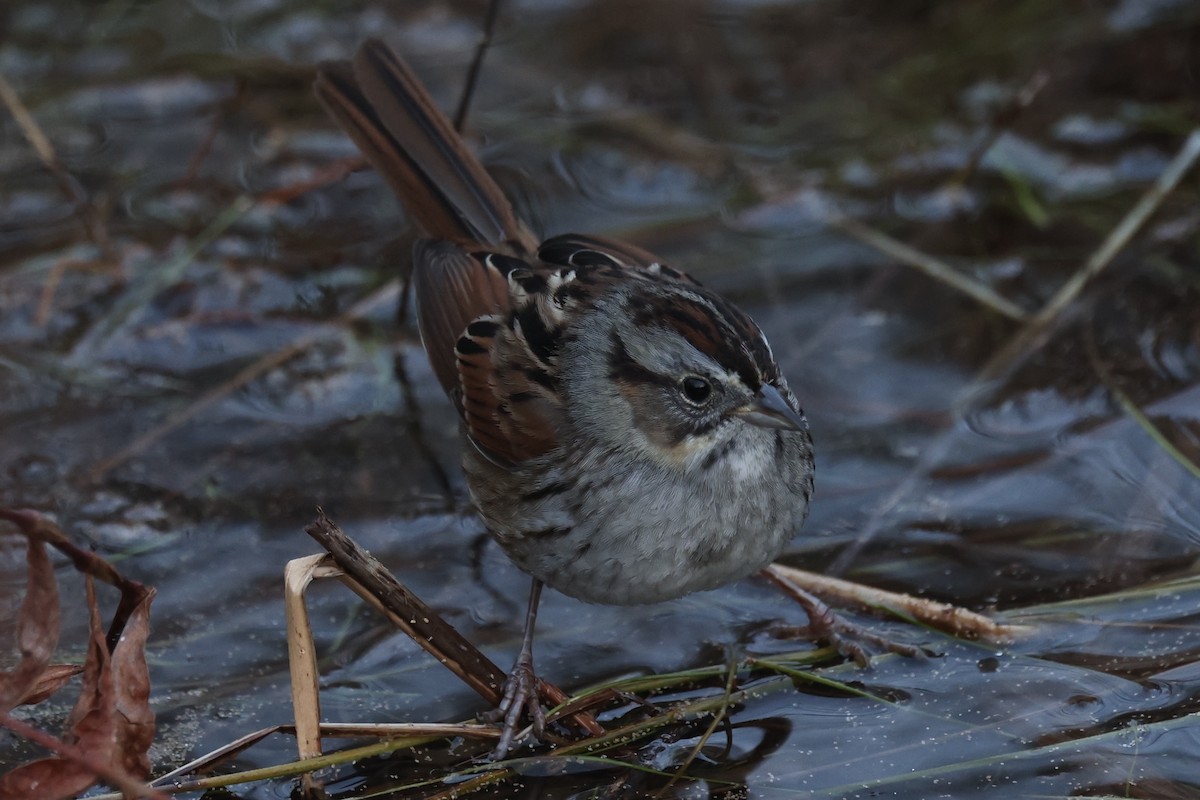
[680, 376, 712, 405]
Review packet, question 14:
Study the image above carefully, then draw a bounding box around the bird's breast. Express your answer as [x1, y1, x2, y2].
[465, 432, 812, 605]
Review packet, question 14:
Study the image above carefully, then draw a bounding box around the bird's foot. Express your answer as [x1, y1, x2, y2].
[775, 588, 928, 667]
[483, 650, 547, 759]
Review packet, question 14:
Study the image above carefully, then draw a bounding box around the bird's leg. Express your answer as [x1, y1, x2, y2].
[486, 578, 547, 758]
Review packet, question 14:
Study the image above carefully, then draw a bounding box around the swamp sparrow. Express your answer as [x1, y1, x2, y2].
[315, 40, 815, 755]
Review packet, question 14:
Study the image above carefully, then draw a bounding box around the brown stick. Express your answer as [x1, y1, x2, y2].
[303, 510, 602, 736]
[305, 511, 505, 700]
[0, 71, 113, 255]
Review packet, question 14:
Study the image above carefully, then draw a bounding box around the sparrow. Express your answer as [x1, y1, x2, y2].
[314, 39, 814, 756]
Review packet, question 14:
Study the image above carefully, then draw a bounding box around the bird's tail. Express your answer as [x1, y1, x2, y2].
[314, 39, 536, 251]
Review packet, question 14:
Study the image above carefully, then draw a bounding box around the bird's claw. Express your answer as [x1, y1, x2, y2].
[485, 654, 546, 758]
[776, 590, 929, 667]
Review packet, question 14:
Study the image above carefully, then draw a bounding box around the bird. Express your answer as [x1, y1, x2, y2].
[314, 39, 815, 756]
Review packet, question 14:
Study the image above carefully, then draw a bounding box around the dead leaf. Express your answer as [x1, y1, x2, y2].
[0, 536, 60, 713]
[17, 664, 84, 707]
[0, 511, 160, 799]
[0, 758, 97, 800]
[0, 578, 113, 800]
[111, 587, 155, 778]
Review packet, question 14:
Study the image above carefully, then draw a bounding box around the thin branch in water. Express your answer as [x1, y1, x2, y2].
[950, 70, 1050, 188]
[178, 80, 247, 188]
[84, 150, 414, 483]
[831, 213, 1028, 321]
[283, 554, 337, 794]
[1084, 322, 1200, 482]
[830, 127, 1200, 575]
[87, 195, 255, 346]
[453, 0, 504, 132]
[393, 349, 456, 509]
[0, 70, 113, 256]
[396, 260, 414, 328]
[35, 257, 115, 327]
[969, 127, 1200, 393]
[84, 278, 400, 483]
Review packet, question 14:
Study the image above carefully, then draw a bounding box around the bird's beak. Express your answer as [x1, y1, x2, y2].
[737, 384, 807, 432]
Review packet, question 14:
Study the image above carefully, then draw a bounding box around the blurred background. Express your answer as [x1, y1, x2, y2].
[1, 1, 1199, 796]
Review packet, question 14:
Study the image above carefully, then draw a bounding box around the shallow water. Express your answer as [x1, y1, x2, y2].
[1, 0, 1199, 797]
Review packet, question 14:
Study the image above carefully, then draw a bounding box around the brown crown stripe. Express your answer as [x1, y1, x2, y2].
[636, 293, 764, 392]
[707, 291, 777, 381]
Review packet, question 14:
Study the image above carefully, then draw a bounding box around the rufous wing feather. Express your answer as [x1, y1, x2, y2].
[413, 240, 511, 400]
[455, 315, 561, 465]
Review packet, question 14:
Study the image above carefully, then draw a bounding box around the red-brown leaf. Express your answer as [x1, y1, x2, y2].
[0, 758, 100, 800]
[17, 664, 83, 707]
[0, 536, 60, 713]
[111, 587, 155, 778]
[63, 577, 118, 752]
[0, 580, 114, 800]
[0, 510, 160, 799]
